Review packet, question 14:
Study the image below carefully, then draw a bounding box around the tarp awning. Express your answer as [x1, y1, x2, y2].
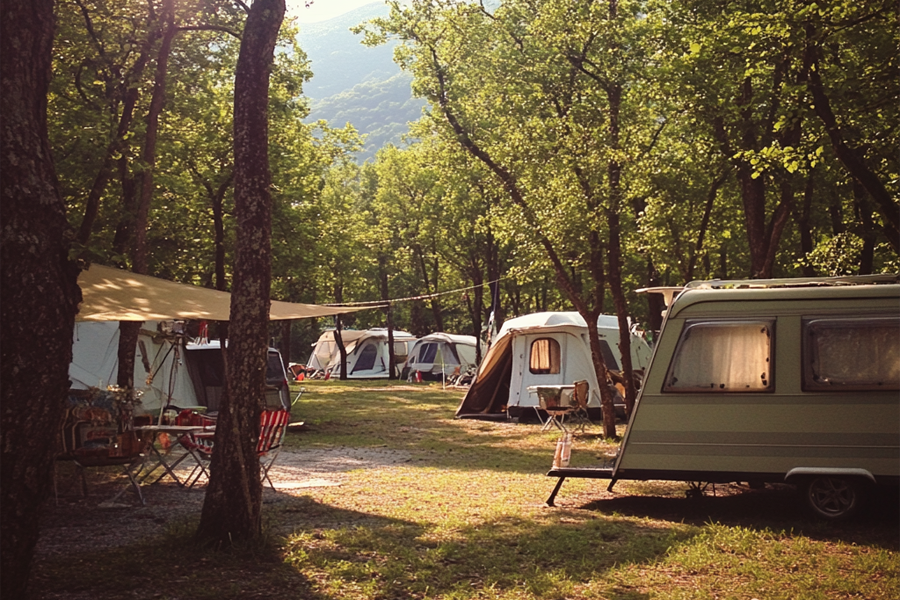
[77, 264, 366, 321]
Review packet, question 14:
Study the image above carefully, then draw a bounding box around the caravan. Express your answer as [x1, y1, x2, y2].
[546, 275, 900, 519]
[456, 312, 652, 420]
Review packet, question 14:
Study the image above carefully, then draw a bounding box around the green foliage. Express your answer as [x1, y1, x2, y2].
[46, 0, 897, 350]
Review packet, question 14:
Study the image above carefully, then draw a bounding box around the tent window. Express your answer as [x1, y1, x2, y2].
[353, 344, 378, 372]
[803, 316, 900, 391]
[664, 320, 773, 392]
[419, 343, 438, 364]
[530, 338, 561, 374]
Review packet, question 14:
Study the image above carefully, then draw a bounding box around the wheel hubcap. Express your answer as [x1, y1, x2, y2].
[809, 478, 855, 516]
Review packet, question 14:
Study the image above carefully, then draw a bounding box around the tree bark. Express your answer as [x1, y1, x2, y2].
[116, 0, 177, 390]
[378, 254, 397, 378]
[1, 2, 83, 596]
[196, 0, 284, 545]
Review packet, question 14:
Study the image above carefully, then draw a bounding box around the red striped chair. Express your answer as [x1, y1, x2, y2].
[180, 409, 289, 490]
[258, 409, 290, 491]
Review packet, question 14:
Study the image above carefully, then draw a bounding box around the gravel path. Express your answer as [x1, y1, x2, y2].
[36, 447, 412, 557]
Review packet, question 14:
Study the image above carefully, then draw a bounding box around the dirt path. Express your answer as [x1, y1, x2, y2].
[36, 447, 412, 557]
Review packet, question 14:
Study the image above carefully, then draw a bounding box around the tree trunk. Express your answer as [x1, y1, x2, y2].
[333, 282, 348, 380]
[378, 254, 397, 378]
[795, 174, 816, 276]
[1, 2, 83, 596]
[76, 24, 157, 246]
[116, 0, 176, 390]
[805, 24, 899, 252]
[196, 0, 284, 545]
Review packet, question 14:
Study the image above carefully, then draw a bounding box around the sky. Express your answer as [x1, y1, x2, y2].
[286, 0, 382, 23]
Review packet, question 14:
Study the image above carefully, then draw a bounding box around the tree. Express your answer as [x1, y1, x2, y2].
[361, 0, 655, 435]
[195, 0, 285, 545]
[0, 1, 83, 596]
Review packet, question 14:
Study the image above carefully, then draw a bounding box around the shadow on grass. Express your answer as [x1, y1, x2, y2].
[31, 496, 415, 600]
[577, 484, 900, 550]
[282, 507, 691, 599]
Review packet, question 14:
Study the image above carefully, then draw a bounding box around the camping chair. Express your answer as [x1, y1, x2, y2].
[55, 390, 151, 505]
[174, 409, 289, 491]
[568, 380, 592, 433]
[536, 386, 577, 432]
[259, 409, 290, 491]
[174, 410, 216, 488]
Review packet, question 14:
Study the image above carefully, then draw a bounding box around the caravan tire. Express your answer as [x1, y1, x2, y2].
[801, 476, 867, 521]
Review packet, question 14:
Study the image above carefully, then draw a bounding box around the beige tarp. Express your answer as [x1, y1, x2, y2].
[77, 264, 366, 321]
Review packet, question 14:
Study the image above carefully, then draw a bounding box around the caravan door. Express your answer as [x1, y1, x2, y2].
[509, 332, 569, 411]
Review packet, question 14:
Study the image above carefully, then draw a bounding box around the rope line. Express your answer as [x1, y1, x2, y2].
[323, 276, 508, 308]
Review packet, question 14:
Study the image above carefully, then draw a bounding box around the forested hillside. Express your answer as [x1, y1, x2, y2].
[297, 2, 426, 162]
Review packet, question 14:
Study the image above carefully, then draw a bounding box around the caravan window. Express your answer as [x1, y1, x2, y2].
[664, 320, 773, 392]
[530, 338, 561, 374]
[393, 341, 410, 360]
[803, 316, 900, 391]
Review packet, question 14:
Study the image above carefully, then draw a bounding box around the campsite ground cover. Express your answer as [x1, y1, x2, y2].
[32, 380, 899, 599]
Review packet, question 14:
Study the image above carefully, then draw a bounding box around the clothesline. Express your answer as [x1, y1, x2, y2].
[322, 275, 509, 308]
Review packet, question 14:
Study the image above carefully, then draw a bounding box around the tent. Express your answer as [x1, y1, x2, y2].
[69, 321, 197, 414]
[70, 264, 366, 412]
[455, 312, 652, 420]
[320, 329, 417, 379]
[401, 333, 483, 381]
[77, 263, 362, 321]
[306, 329, 369, 373]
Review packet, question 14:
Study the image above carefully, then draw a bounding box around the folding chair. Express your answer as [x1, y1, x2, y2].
[258, 409, 290, 491]
[568, 380, 592, 433]
[170, 409, 289, 490]
[175, 410, 216, 488]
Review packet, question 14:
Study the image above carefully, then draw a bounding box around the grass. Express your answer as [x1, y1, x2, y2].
[32, 380, 899, 599]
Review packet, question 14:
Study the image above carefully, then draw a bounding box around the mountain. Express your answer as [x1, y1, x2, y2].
[296, 2, 426, 162]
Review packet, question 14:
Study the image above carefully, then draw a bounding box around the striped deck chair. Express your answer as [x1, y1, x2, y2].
[258, 409, 290, 491]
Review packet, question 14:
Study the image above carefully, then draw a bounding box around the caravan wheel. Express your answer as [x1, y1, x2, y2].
[802, 476, 866, 520]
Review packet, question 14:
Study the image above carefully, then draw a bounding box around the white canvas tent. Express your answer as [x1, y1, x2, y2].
[321, 329, 417, 379]
[70, 264, 366, 412]
[401, 333, 483, 381]
[306, 329, 369, 373]
[69, 321, 197, 414]
[455, 312, 652, 420]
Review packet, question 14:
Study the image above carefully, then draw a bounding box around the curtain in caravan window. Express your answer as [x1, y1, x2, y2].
[665, 321, 772, 391]
[804, 317, 900, 390]
[530, 338, 561, 374]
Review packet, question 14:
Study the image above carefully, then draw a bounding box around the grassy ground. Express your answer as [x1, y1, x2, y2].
[32, 380, 899, 599]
